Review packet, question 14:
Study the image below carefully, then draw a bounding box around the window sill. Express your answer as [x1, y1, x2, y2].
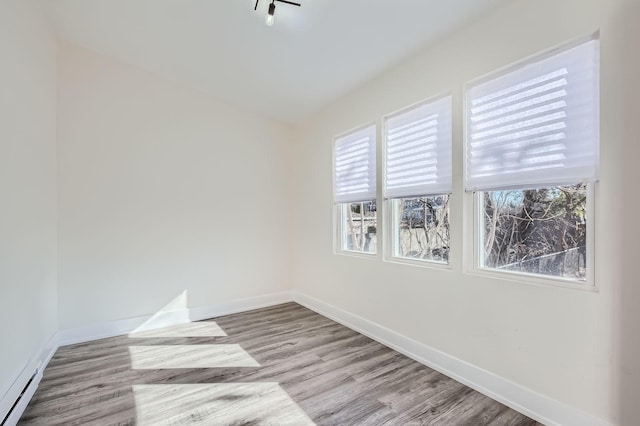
[335, 250, 378, 260]
[465, 267, 598, 293]
[384, 256, 452, 271]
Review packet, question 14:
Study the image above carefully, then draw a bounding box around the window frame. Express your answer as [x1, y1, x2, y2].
[334, 200, 378, 257]
[467, 180, 597, 292]
[383, 196, 452, 270]
[463, 35, 599, 290]
[332, 123, 379, 258]
[381, 94, 454, 269]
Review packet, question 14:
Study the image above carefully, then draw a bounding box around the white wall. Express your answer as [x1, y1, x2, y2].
[57, 43, 294, 330]
[3, 0, 638, 424]
[608, 0, 640, 424]
[292, 0, 639, 423]
[0, 0, 59, 418]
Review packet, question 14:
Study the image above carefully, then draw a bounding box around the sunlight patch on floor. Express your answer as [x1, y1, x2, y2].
[128, 321, 227, 338]
[128, 344, 261, 369]
[132, 383, 315, 425]
[129, 290, 190, 334]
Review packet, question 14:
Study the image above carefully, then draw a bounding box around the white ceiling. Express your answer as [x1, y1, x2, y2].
[43, 0, 509, 124]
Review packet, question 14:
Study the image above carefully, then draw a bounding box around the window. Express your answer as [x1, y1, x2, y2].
[334, 125, 377, 254]
[390, 195, 450, 262]
[466, 38, 599, 283]
[340, 200, 377, 253]
[384, 95, 452, 264]
[480, 185, 587, 280]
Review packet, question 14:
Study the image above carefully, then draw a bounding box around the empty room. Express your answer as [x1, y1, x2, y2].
[1, 0, 638, 425]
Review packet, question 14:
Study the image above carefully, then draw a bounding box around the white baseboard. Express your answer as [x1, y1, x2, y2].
[3, 291, 611, 426]
[292, 291, 611, 426]
[187, 292, 294, 322]
[1, 332, 59, 426]
[58, 292, 293, 347]
[2, 292, 293, 424]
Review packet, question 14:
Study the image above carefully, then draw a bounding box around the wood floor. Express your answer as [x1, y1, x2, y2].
[19, 303, 540, 425]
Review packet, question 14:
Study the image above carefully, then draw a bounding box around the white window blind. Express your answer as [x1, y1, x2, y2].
[384, 96, 452, 199]
[334, 125, 377, 203]
[466, 38, 599, 191]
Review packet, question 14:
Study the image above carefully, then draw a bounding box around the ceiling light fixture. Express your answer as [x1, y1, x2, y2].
[254, 0, 301, 27]
[266, 1, 276, 26]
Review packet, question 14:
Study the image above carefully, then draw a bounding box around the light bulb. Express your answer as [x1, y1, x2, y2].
[266, 2, 275, 26]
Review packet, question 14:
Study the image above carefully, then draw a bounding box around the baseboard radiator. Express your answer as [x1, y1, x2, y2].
[1, 369, 38, 426]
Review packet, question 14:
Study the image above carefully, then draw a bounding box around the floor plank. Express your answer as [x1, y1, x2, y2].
[19, 303, 541, 425]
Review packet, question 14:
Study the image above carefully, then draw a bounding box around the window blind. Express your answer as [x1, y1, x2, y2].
[466, 39, 599, 191]
[384, 96, 452, 199]
[334, 125, 377, 203]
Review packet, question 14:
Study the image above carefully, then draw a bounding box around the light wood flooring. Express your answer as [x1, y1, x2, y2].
[19, 303, 541, 425]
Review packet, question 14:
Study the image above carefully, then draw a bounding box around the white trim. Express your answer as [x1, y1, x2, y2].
[464, 269, 599, 293]
[1, 333, 59, 426]
[59, 310, 190, 346]
[291, 291, 612, 426]
[58, 292, 293, 347]
[383, 196, 453, 269]
[469, 186, 597, 291]
[384, 256, 452, 271]
[187, 292, 293, 322]
[586, 181, 597, 287]
[334, 201, 379, 258]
